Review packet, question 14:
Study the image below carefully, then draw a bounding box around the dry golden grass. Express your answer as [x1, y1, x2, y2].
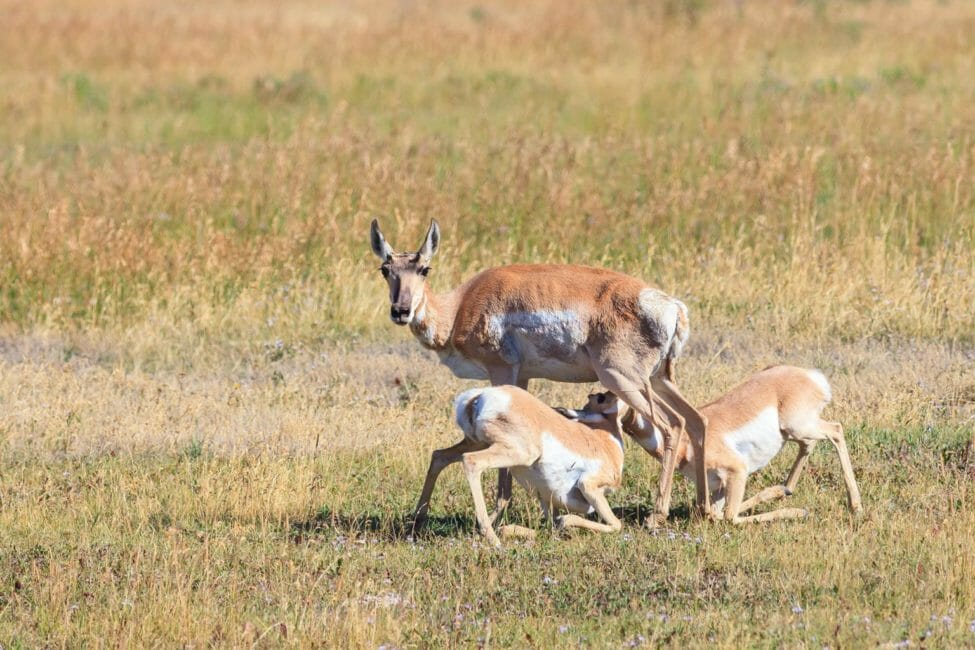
[1, 0, 974, 646]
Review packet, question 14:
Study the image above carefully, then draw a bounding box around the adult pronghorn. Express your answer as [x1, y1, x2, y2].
[562, 365, 863, 523]
[453, 385, 626, 547]
[369, 218, 709, 526]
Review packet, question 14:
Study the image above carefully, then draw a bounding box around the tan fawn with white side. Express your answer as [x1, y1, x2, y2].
[568, 365, 863, 523]
[453, 385, 626, 547]
[369, 218, 710, 527]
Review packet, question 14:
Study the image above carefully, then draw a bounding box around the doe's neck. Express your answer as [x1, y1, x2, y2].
[409, 288, 458, 350]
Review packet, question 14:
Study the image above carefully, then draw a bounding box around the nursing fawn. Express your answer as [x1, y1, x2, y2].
[452, 385, 626, 547]
[571, 366, 863, 523]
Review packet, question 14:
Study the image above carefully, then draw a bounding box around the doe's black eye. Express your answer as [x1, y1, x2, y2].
[596, 394, 606, 404]
[380, 266, 390, 278]
[419, 267, 431, 277]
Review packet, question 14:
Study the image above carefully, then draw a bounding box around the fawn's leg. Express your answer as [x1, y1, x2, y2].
[821, 421, 863, 513]
[462, 446, 520, 547]
[727, 468, 807, 524]
[737, 441, 817, 514]
[784, 441, 817, 493]
[558, 482, 622, 534]
[739, 485, 791, 514]
[413, 438, 482, 525]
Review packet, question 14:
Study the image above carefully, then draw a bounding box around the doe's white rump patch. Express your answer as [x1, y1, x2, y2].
[638, 289, 680, 340]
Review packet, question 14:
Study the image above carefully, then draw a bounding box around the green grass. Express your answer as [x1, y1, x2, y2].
[2, 426, 972, 647]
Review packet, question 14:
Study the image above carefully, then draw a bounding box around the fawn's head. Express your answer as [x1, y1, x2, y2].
[554, 391, 624, 435]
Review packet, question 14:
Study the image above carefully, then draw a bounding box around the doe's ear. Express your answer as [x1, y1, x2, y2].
[417, 219, 440, 260]
[370, 218, 394, 260]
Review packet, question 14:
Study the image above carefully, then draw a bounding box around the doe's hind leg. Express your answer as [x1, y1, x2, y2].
[591, 366, 680, 527]
[650, 376, 711, 517]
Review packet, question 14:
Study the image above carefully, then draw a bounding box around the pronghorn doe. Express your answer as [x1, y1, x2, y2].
[453, 385, 626, 547]
[369, 219, 710, 527]
[566, 366, 863, 523]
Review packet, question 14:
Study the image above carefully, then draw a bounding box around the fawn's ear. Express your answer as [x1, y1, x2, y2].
[370, 219, 394, 260]
[417, 219, 440, 260]
[557, 407, 610, 426]
[553, 406, 579, 420]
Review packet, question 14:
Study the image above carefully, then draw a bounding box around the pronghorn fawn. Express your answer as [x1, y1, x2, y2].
[453, 385, 626, 547]
[369, 218, 710, 527]
[569, 365, 863, 523]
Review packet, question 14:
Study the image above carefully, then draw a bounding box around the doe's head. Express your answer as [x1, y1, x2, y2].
[369, 218, 440, 325]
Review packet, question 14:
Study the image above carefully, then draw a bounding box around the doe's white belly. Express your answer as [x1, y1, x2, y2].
[490, 310, 598, 382]
[724, 407, 785, 473]
[511, 432, 602, 514]
[438, 349, 489, 380]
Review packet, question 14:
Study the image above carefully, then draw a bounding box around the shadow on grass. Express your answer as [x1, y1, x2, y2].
[290, 501, 695, 544]
[290, 508, 476, 543]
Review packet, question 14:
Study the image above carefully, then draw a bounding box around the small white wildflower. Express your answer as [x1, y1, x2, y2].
[542, 575, 556, 585]
[558, 625, 569, 634]
[791, 604, 804, 615]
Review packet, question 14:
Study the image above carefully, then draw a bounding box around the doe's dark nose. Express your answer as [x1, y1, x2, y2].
[390, 305, 410, 323]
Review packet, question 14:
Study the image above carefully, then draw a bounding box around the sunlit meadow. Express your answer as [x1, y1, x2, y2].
[1, 0, 973, 646]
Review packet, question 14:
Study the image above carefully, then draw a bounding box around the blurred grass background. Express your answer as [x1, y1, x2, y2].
[1, 0, 973, 367]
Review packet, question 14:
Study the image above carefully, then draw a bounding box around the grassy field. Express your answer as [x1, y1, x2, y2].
[1, 0, 974, 646]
